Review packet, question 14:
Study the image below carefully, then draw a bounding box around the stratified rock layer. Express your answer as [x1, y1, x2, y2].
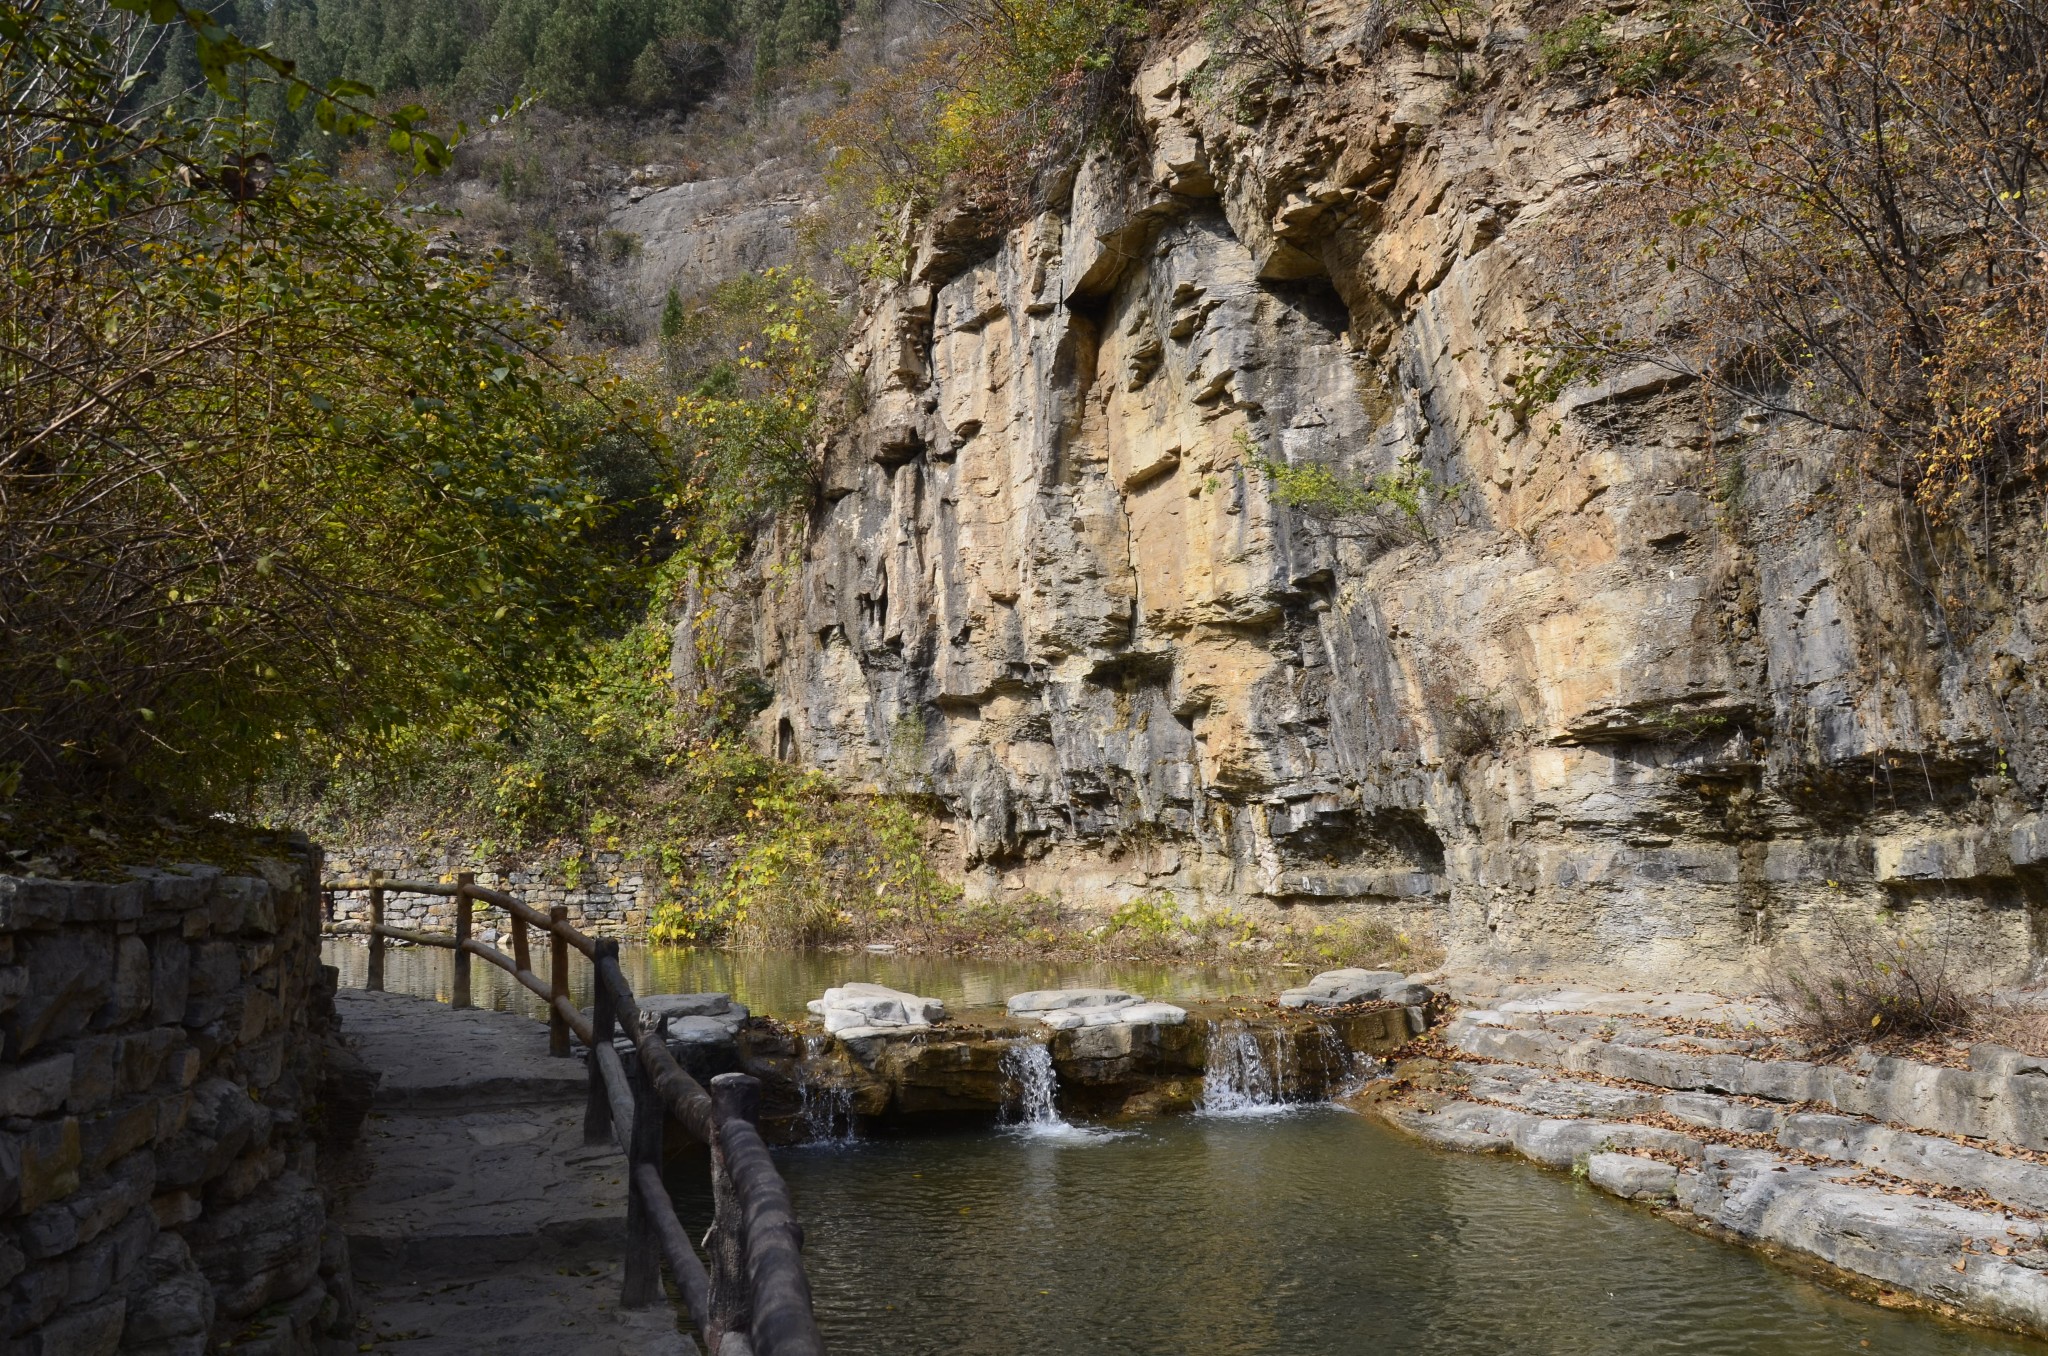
[705, 1, 2048, 989]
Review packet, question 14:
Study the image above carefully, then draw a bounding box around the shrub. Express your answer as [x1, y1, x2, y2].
[1764, 912, 1979, 1054]
[816, 0, 1143, 273]
[652, 773, 963, 946]
[1259, 457, 1457, 539]
[1546, 0, 2048, 520]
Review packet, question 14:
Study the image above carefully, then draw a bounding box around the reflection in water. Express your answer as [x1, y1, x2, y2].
[743, 1111, 2045, 1356]
[321, 938, 1277, 1021]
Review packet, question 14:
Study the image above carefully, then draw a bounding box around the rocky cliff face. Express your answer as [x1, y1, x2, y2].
[700, 3, 2048, 989]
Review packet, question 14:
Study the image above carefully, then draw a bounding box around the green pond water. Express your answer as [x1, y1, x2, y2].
[747, 1112, 2041, 1356]
[325, 942, 2046, 1355]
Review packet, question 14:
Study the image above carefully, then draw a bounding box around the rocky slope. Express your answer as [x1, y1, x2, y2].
[682, 0, 2048, 990]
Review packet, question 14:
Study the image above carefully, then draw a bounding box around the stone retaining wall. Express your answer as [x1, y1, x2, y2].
[0, 844, 365, 1355]
[322, 845, 658, 937]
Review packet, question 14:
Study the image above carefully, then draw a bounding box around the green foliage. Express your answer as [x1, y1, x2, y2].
[1536, 12, 1608, 73]
[1536, 4, 1715, 90]
[660, 288, 688, 343]
[817, 0, 1142, 276]
[666, 268, 846, 555]
[1, 0, 665, 802]
[654, 773, 960, 945]
[147, 0, 787, 131]
[1259, 457, 1458, 538]
[1491, 344, 1597, 434]
[269, 268, 846, 894]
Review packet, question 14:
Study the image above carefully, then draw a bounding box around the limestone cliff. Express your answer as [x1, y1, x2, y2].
[694, 4, 2048, 989]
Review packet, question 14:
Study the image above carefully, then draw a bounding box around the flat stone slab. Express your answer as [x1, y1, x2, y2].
[1488, 987, 1772, 1026]
[1278, 968, 1410, 1008]
[338, 989, 586, 1110]
[343, 1103, 635, 1280]
[356, 1262, 695, 1355]
[1038, 1000, 1188, 1030]
[1006, 988, 1186, 1029]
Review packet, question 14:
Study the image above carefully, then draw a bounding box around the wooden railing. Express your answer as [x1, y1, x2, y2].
[322, 872, 826, 1356]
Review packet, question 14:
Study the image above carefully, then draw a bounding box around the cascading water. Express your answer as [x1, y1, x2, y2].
[1201, 1018, 1385, 1114]
[1313, 1019, 1380, 1099]
[1199, 1020, 1292, 1114]
[795, 1034, 856, 1146]
[999, 1039, 1122, 1143]
[1000, 1039, 1062, 1129]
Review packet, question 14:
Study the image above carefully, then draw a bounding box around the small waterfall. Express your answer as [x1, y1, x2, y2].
[1200, 1020, 1289, 1114]
[796, 1034, 856, 1146]
[1000, 1039, 1064, 1130]
[1313, 1019, 1380, 1099]
[998, 1039, 1123, 1142]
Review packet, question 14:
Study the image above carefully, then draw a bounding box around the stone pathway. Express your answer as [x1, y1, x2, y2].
[333, 990, 697, 1355]
[1376, 988, 2048, 1339]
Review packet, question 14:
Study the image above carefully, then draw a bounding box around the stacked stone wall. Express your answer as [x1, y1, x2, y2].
[322, 844, 658, 936]
[0, 845, 363, 1355]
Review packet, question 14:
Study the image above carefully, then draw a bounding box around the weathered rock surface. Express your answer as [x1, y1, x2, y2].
[1006, 988, 1188, 1028]
[685, 0, 2048, 991]
[1376, 990, 2048, 1338]
[806, 982, 947, 1036]
[1278, 968, 1411, 1008]
[607, 166, 817, 329]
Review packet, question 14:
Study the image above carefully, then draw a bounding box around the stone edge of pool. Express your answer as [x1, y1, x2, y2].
[1359, 990, 2048, 1344]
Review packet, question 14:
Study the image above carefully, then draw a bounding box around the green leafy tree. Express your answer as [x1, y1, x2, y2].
[1, 0, 665, 802]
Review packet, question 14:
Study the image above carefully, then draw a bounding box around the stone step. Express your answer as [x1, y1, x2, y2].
[1391, 1097, 2048, 1336]
[1449, 1061, 2048, 1216]
[1448, 1012, 2048, 1151]
[335, 988, 698, 1356]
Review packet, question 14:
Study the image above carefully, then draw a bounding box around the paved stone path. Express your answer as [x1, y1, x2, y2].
[334, 989, 698, 1355]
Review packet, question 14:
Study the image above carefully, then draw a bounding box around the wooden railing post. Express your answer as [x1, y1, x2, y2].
[585, 938, 618, 1146]
[621, 1018, 665, 1310]
[451, 871, 475, 1009]
[548, 905, 570, 1058]
[707, 1072, 760, 1346]
[367, 871, 386, 992]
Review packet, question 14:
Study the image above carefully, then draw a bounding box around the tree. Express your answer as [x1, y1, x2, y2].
[1550, 0, 2048, 519]
[0, 0, 666, 802]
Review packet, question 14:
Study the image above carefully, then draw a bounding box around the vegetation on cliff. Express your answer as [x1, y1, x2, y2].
[1543, 0, 2047, 523]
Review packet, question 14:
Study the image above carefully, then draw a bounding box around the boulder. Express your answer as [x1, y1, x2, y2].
[641, 992, 747, 1024]
[807, 983, 945, 1035]
[641, 993, 749, 1047]
[1278, 969, 1410, 1008]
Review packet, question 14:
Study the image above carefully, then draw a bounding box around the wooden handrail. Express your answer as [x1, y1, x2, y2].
[320, 880, 825, 1354]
